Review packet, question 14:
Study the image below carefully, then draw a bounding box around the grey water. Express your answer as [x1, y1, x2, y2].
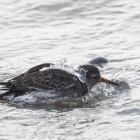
[0, 0, 140, 139]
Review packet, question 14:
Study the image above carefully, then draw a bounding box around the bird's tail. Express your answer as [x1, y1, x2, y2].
[0, 82, 9, 85]
[0, 82, 10, 90]
[0, 82, 11, 98]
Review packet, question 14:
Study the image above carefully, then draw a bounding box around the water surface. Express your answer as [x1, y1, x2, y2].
[0, 0, 140, 139]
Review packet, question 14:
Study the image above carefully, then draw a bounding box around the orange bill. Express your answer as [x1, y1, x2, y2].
[100, 77, 119, 86]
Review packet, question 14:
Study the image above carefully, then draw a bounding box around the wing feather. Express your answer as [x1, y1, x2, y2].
[10, 69, 77, 92]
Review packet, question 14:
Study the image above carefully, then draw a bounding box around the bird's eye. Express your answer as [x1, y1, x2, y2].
[91, 74, 98, 78]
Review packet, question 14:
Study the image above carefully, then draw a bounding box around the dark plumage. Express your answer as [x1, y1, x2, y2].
[0, 63, 119, 99]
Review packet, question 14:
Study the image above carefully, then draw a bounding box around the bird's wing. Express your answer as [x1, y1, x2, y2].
[10, 69, 79, 91]
[10, 63, 52, 82]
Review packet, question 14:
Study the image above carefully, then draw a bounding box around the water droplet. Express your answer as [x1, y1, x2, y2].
[60, 58, 67, 64]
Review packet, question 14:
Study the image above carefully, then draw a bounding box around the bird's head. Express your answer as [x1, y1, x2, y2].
[79, 64, 119, 89]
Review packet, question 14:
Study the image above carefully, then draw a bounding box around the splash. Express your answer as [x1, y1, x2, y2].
[84, 64, 131, 107]
[50, 58, 86, 83]
[39, 58, 86, 83]
[5, 91, 69, 105]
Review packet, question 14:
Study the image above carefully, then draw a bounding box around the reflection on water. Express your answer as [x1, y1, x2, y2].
[0, 0, 140, 139]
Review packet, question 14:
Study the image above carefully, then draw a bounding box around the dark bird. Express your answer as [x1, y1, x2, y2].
[0, 63, 119, 99]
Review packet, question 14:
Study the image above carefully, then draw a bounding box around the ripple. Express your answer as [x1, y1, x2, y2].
[0, 0, 140, 139]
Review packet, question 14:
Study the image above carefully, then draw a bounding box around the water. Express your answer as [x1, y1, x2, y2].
[0, 0, 140, 139]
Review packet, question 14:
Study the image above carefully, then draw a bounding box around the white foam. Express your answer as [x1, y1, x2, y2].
[10, 91, 68, 104]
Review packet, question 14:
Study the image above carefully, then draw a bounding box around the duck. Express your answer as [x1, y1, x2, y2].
[0, 62, 119, 99]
